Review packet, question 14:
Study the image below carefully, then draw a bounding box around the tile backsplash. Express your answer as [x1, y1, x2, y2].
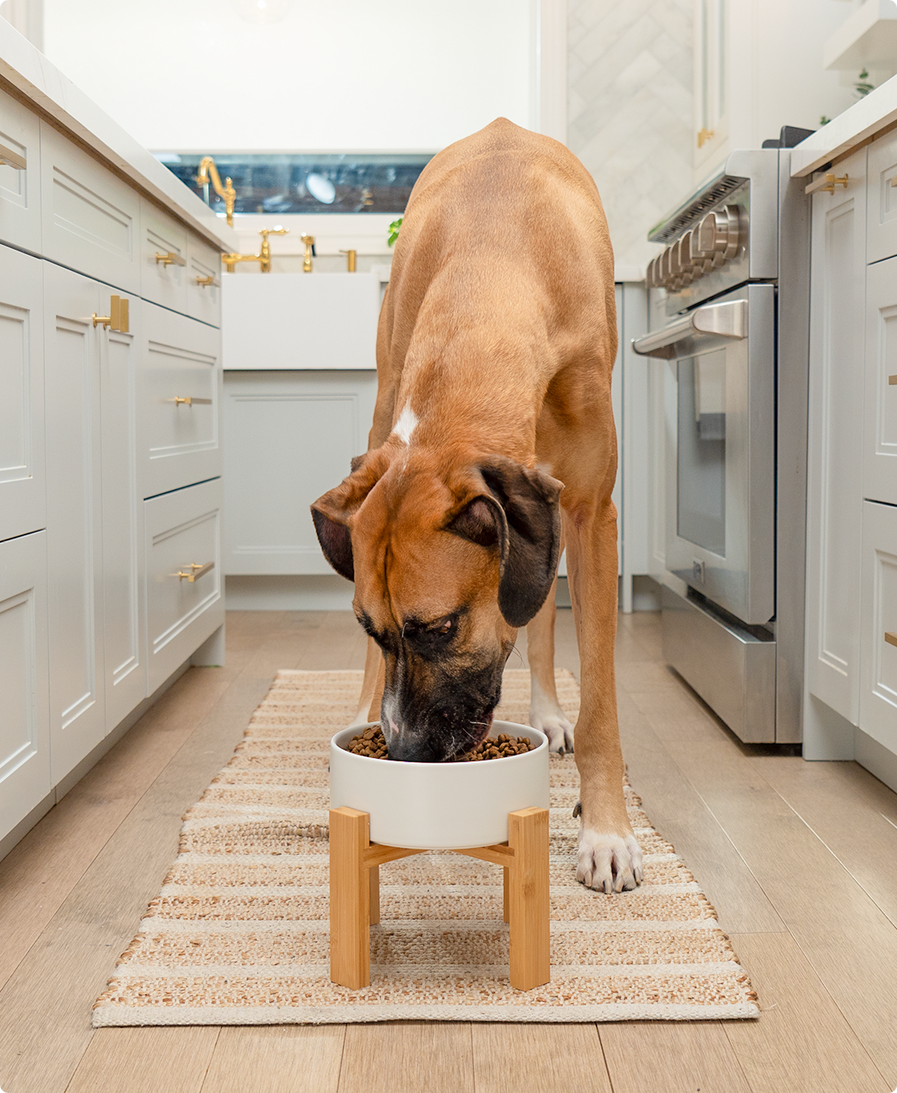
[568, 0, 693, 275]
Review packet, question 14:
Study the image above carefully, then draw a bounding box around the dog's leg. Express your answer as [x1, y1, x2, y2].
[564, 497, 643, 894]
[349, 637, 385, 727]
[526, 576, 574, 753]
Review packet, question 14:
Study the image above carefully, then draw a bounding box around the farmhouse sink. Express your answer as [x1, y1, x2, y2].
[222, 272, 380, 370]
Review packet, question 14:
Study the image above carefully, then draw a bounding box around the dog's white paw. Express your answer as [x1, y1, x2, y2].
[528, 701, 574, 754]
[576, 827, 644, 894]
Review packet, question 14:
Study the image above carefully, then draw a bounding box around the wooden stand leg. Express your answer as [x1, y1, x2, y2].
[507, 807, 550, 991]
[369, 864, 381, 925]
[503, 866, 510, 923]
[329, 807, 371, 989]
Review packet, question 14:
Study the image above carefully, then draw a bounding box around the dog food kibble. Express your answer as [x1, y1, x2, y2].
[345, 726, 535, 761]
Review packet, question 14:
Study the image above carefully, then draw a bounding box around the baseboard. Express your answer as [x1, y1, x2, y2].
[225, 575, 355, 611]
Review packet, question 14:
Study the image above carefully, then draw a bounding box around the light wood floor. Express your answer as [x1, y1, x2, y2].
[2, 608, 897, 1093]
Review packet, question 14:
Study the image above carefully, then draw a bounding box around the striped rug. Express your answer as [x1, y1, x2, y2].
[92, 669, 759, 1025]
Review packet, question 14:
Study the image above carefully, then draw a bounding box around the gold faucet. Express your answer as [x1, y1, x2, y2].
[195, 156, 237, 227]
[301, 234, 315, 272]
[222, 226, 289, 273]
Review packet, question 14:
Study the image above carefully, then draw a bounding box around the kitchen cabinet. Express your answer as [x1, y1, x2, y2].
[804, 126, 897, 788]
[692, 0, 853, 184]
[43, 263, 145, 781]
[223, 370, 377, 577]
[0, 531, 50, 842]
[0, 244, 45, 543]
[805, 147, 867, 728]
[0, 36, 233, 854]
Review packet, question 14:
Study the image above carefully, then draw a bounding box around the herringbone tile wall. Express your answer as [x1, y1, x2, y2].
[568, 0, 693, 274]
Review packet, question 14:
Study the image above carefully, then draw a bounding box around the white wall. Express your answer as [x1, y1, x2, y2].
[42, 0, 535, 152]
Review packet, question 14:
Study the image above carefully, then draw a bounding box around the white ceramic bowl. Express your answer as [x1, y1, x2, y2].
[330, 721, 549, 849]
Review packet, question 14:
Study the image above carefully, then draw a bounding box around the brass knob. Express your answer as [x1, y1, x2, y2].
[92, 295, 129, 333]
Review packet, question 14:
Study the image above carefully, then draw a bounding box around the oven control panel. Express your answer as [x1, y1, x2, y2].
[646, 204, 746, 293]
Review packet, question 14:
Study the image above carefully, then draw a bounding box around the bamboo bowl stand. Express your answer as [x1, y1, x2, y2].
[329, 804, 550, 992]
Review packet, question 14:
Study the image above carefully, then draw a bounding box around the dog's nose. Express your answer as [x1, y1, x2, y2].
[385, 731, 441, 763]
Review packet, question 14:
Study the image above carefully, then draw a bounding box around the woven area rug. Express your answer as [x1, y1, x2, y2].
[92, 669, 759, 1025]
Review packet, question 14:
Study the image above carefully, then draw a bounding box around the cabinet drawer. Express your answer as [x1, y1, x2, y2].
[139, 197, 188, 313]
[40, 121, 140, 293]
[0, 86, 41, 255]
[140, 302, 222, 498]
[0, 530, 50, 842]
[0, 245, 45, 541]
[867, 131, 897, 265]
[865, 256, 897, 506]
[145, 478, 223, 692]
[186, 235, 222, 327]
[860, 501, 897, 755]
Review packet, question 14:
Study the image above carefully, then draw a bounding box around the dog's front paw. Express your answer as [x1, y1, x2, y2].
[576, 827, 644, 894]
[528, 702, 574, 754]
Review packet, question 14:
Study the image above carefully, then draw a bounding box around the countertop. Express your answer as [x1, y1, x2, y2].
[791, 72, 897, 177]
[0, 20, 237, 252]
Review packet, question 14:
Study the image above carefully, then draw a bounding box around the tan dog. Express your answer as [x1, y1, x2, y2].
[312, 118, 642, 893]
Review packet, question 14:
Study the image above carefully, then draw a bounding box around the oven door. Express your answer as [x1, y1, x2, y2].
[633, 283, 774, 626]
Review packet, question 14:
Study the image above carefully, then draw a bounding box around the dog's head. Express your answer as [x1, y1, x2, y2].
[311, 447, 562, 761]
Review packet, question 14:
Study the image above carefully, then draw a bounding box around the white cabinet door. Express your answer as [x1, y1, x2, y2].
[43, 262, 106, 781]
[0, 530, 50, 841]
[44, 262, 145, 780]
[0, 244, 45, 542]
[864, 256, 897, 508]
[145, 477, 223, 692]
[805, 148, 867, 725]
[866, 129, 897, 265]
[223, 371, 377, 575]
[859, 501, 897, 756]
[100, 297, 147, 727]
[139, 302, 222, 499]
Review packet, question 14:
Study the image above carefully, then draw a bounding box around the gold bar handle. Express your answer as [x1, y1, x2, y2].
[340, 249, 357, 272]
[697, 128, 714, 148]
[177, 561, 214, 583]
[805, 172, 849, 196]
[155, 251, 187, 267]
[0, 141, 26, 170]
[92, 295, 129, 333]
[195, 274, 219, 288]
[172, 396, 213, 406]
[886, 632, 897, 649]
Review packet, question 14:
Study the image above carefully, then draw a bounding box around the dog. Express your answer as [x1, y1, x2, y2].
[311, 118, 643, 893]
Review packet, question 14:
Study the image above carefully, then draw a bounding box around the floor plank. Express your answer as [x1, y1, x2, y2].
[600, 1020, 751, 1093]
[471, 1024, 612, 1093]
[337, 1023, 474, 1093]
[200, 1026, 346, 1093]
[66, 1028, 220, 1093]
[724, 933, 890, 1093]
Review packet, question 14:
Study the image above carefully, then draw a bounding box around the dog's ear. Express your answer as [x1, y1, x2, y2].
[311, 449, 389, 582]
[448, 457, 563, 627]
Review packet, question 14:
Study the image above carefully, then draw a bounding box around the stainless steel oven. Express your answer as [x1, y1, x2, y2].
[633, 148, 810, 744]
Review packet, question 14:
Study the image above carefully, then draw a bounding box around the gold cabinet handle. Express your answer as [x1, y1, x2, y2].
[340, 249, 357, 272]
[886, 632, 897, 648]
[92, 295, 129, 333]
[195, 274, 220, 288]
[177, 561, 214, 582]
[155, 251, 187, 267]
[0, 141, 26, 170]
[697, 128, 715, 148]
[171, 395, 213, 406]
[805, 172, 849, 196]
[889, 375, 897, 386]
[890, 177, 897, 188]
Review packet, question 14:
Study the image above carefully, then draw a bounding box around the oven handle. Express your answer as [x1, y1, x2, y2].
[631, 299, 747, 359]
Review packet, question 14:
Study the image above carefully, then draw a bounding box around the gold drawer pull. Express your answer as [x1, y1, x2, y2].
[0, 141, 26, 170]
[171, 396, 213, 406]
[889, 375, 897, 386]
[886, 632, 897, 649]
[805, 172, 849, 196]
[195, 274, 219, 288]
[155, 251, 187, 267]
[177, 561, 214, 583]
[92, 295, 130, 333]
[697, 128, 714, 148]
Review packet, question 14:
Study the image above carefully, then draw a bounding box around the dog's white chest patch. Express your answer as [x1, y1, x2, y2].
[393, 405, 419, 445]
